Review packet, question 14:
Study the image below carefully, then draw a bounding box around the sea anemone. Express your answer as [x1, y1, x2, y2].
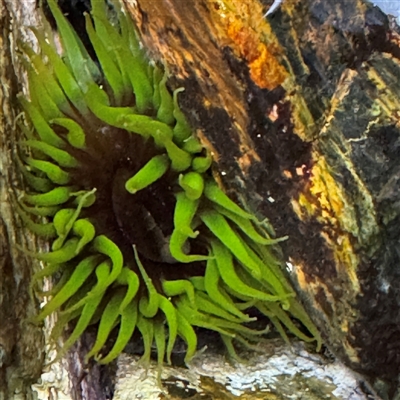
[18, 0, 321, 366]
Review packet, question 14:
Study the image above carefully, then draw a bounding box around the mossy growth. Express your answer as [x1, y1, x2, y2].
[17, 0, 321, 367]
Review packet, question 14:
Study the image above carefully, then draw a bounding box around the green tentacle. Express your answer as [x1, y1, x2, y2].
[157, 295, 178, 364]
[134, 246, 159, 318]
[204, 257, 255, 322]
[201, 210, 262, 278]
[179, 172, 204, 200]
[125, 154, 170, 194]
[33, 255, 99, 322]
[136, 314, 154, 365]
[98, 299, 138, 364]
[162, 279, 196, 308]
[85, 289, 125, 361]
[51, 118, 86, 149]
[204, 180, 256, 221]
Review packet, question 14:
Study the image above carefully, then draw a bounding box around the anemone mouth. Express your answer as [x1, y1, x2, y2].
[18, 0, 321, 366]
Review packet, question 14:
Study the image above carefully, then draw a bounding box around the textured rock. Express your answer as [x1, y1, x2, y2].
[113, 340, 369, 400]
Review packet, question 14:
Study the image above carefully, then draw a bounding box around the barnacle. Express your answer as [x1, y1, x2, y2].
[19, 0, 321, 366]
